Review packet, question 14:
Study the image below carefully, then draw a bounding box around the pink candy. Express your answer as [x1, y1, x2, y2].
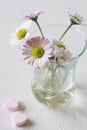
[6, 98, 19, 111]
[14, 111, 28, 127]
[5, 98, 28, 127]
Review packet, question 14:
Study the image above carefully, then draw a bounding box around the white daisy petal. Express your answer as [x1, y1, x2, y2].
[9, 21, 32, 48]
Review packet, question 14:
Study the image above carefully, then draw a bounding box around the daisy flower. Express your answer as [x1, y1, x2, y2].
[58, 12, 86, 41]
[9, 21, 31, 47]
[53, 39, 72, 61]
[25, 10, 44, 20]
[68, 11, 85, 25]
[53, 39, 65, 57]
[24, 10, 44, 37]
[22, 36, 53, 68]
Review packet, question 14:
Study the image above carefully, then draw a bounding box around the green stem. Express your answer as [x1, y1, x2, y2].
[51, 63, 55, 88]
[35, 20, 44, 37]
[58, 23, 73, 41]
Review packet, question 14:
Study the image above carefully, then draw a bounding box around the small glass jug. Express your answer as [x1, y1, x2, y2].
[31, 25, 87, 106]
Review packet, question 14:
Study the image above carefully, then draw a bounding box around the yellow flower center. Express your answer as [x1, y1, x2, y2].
[32, 46, 44, 58]
[17, 28, 27, 40]
[57, 43, 65, 49]
[73, 16, 81, 22]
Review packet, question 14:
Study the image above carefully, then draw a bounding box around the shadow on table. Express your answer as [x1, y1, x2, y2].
[20, 119, 34, 129]
[55, 82, 87, 121]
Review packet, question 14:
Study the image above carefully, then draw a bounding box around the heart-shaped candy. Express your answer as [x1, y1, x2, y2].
[14, 111, 28, 127]
[6, 98, 19, 111]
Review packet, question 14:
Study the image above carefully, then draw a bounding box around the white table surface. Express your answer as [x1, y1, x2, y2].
[0, 0, 87, 130]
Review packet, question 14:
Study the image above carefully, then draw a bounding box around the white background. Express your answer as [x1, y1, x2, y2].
[0, 0, 87, 130]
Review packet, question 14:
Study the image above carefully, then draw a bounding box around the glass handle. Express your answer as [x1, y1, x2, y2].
[78, 38, 87, 57]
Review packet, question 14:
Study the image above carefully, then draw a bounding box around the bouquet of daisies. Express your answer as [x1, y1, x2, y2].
[9, 10, 85, 68]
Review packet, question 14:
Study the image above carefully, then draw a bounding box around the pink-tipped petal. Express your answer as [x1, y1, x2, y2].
[35, 10, 44, 17]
